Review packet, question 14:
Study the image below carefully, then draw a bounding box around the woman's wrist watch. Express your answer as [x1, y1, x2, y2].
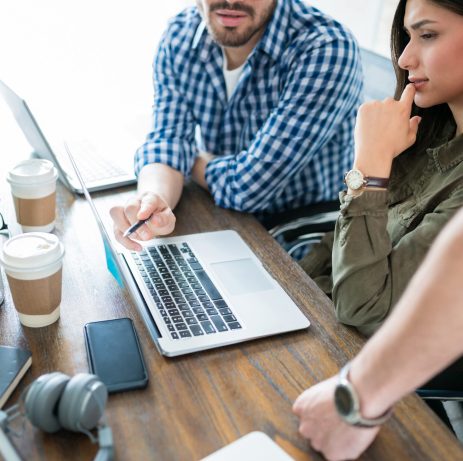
[334, 362, 392, 427]
[344, 169, 389, 191]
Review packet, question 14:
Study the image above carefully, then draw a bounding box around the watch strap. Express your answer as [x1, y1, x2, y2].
[364, 176, 389, 189]
[338, 362, 392, 427]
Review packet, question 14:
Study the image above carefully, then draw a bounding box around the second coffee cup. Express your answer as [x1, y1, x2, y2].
[7, 158, 58, 232]
[0, 232, 65, 328]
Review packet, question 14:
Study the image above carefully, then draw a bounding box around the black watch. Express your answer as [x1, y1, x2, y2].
[334, 362, 392, 427]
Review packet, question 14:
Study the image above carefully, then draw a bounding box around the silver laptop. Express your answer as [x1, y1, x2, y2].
[0, 79, 136, 194]
[65, 146, 310, 357]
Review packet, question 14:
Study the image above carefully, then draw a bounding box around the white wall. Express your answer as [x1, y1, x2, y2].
[311, 0, 382, 51]
[0, 0, 193, 157]
[310, 0, 398, 56]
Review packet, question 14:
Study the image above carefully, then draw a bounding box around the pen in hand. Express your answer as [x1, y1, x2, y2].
[123, 215, 153, 238]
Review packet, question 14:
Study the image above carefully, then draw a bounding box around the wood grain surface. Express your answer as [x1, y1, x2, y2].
[0, 181, 462, 461]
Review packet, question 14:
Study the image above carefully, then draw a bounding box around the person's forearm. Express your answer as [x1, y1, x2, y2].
[137, 163, 184, 210]
[191, 151, 215, 190]
[349, 209, 463, 418]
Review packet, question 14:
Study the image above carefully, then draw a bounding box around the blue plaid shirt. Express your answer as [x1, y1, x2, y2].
[135, 0, 363, 213]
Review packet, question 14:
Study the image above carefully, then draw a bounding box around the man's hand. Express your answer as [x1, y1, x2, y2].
[110, 191, 176, 251]
[292, 377, 380, 461]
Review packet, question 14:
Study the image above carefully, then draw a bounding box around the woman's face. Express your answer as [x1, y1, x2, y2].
[398, 0, 463, 109]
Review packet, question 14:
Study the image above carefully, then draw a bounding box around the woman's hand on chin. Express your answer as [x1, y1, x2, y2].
[353, 83, 422, 178]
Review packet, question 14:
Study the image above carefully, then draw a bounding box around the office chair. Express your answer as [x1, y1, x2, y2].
[269, 48, 396, 259]
[359, 47, 396, 102]
[417, 357, 463, 401]
[417, 357, 463, 441]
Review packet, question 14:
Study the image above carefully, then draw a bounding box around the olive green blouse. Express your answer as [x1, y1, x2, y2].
[300, 131, 463, 336]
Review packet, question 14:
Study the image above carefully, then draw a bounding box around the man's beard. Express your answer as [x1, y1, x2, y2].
[203, 1, 276, 48]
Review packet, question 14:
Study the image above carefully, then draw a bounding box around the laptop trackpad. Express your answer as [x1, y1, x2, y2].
[210, 259, 273, 296]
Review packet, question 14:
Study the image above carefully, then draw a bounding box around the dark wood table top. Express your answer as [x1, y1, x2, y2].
[1, 181, 462, 461]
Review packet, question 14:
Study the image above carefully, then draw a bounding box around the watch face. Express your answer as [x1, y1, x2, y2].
[345, 170, 364, 190]
[334, 385, 353, 417]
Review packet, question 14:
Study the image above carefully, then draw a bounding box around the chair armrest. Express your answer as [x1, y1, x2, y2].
[287, 233, 326, 259]
[269, 210, 339, 239]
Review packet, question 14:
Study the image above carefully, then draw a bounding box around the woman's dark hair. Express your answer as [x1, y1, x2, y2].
[391, 0, 463, 154]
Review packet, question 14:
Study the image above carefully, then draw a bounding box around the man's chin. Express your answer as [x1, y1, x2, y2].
[208, 23, 258, 47]
[215, 37, 252, 47]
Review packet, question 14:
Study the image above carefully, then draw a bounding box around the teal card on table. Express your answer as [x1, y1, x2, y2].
[104, 239, 124, 287]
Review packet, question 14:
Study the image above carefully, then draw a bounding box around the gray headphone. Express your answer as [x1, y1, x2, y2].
[0, 372, 114, 461]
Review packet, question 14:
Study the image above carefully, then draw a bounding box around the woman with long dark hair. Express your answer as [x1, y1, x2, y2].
[293, 2, 463, 458]
[300, 0, 463, 336]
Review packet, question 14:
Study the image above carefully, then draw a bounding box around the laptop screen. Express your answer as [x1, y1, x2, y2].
[63, 142, 125, 287]
[0, 80, 56, 158]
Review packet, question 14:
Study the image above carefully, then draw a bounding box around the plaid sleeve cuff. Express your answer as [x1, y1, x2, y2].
[134, 139, 198, 177]
[205, 155, 244, 209]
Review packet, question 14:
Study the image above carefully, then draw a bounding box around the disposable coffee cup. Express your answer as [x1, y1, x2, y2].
[7, 159, 58, 232]
[0, 232, 65, 328]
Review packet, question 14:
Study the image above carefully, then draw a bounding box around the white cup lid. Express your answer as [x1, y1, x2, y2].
[7, 159, 58, 186]
[0, 233, 64, 272]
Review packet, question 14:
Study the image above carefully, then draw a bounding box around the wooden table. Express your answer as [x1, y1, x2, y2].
[1, 181, 462, 461]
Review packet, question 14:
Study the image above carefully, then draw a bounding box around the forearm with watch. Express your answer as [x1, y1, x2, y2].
[335, 209, 463, 427]
[344, 149, 392, 196]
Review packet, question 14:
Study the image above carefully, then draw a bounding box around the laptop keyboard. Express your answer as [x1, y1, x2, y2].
[131, 242, 242, 340]
[71, 139, 128, 182]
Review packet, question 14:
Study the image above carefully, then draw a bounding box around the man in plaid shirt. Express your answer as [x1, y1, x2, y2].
[111, 0, 363, 251]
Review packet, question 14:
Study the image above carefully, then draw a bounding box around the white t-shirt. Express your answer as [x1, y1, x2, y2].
[222, 51, 245, 100]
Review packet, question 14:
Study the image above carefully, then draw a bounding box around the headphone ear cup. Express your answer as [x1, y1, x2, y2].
[58, 373, 107, 432]
[24, 372, 70, 433]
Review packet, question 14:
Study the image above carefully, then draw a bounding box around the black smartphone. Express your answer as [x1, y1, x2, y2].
[84, 318, 149, 393]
